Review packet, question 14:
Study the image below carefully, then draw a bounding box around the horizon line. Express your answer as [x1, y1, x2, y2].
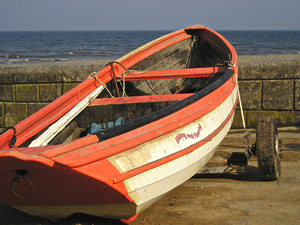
[0, 28, 300, 32]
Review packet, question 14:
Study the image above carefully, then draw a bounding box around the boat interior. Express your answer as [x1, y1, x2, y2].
[22, 31, 231, 147]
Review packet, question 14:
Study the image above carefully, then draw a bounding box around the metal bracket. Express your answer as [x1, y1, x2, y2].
[10, 170, 33, 200]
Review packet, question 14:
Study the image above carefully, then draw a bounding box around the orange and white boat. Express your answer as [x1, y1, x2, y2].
[0, 25, 238, 223]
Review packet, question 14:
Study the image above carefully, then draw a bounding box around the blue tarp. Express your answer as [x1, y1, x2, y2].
[87, 117, 124, 135]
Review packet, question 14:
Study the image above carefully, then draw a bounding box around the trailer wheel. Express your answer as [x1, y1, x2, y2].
[256, 117, 281, 181]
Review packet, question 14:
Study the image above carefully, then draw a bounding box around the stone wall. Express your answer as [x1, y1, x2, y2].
[233, 55, 300, 128]
[0, 55, 299, 130]
[0, 61, 108, 129]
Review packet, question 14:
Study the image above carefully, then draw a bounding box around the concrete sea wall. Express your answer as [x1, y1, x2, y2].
[0, 55, 299, 130]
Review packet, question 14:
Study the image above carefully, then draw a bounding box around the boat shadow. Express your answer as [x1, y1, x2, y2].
[59, 213, 124, 225]
[192, 165, 266, 182]
[0, 203, 124, 225]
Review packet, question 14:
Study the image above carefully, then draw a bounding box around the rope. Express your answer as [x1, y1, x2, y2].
[105, 61, 125, 97]
[105, 61, 127, 71]
[235, 74, 250, 156]
[89, 72, 115, 98]
[146, 80, 159, 95]
[104, 61, 130, 97]
[120, 70, 127, 97]
[123, 69, 159, 95]
[90, 61, 131, 98]
[235, 75, 246, 131]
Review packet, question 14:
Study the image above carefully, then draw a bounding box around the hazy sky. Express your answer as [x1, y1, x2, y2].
[1, 0, 300, 31]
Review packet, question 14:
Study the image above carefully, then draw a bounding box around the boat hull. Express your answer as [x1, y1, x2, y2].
[8, 78, 237, 220]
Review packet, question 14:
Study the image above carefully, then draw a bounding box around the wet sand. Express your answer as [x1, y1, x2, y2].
[0, 127, 299, 225]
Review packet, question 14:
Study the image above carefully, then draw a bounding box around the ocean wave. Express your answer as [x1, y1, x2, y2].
[36, 58, 70, 62]
[6, 58, 31, 64]
[3, 55, 22, 59]
[1, 30, 299, 63]
[0, 58, 73, 64]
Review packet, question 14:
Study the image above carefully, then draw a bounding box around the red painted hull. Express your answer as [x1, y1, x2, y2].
[0, 25, 238, 222]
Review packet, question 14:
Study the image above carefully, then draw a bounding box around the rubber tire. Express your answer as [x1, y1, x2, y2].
[256, 117, 281, 181]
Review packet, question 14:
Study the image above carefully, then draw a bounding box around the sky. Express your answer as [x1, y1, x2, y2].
[0, 0, 300, 31]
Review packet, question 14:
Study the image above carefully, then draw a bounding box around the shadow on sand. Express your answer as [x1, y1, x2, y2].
[192, 165, 266, 182]
[0, 204, 124, 225]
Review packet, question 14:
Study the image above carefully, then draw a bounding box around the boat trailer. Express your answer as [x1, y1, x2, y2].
[200, 117, 281, 181]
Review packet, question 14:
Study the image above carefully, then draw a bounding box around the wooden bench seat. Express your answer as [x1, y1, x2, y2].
[89, 93, 193, 106]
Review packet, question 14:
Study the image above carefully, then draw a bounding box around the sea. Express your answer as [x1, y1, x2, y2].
[0, 30, 299, 64]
